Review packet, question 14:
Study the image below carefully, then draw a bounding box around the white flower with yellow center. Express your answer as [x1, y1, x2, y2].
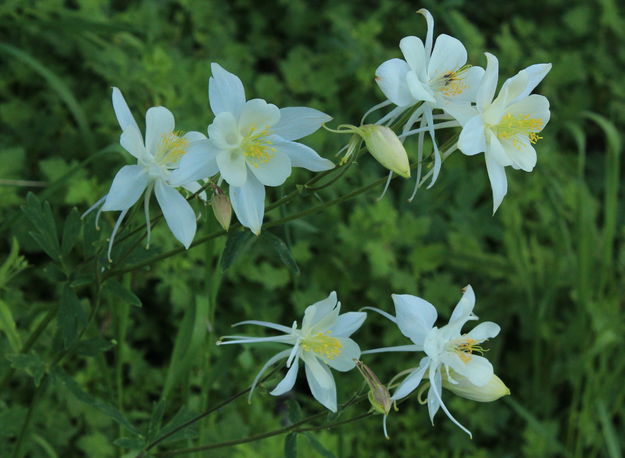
[172, 63, 334, 235]
[373, 8, 484, 192]
[87, 88, 208, 258]
[458, 53, 551, 213]
[217, 292, 366, 412]
[363, 285, 502, 437]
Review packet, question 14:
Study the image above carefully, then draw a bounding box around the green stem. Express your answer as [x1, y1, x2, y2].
[11, 376, 48, 458]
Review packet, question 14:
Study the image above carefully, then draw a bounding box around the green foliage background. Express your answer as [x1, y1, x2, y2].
[1, 0, 624, 456]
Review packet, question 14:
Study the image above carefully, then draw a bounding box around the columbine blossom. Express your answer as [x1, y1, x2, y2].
[363, 286, 502, 437]
[458, 53, 551, 213]
[87, 88, 207, 259]
[373, 8, 484, 192]
[173, 63, 334, 235]
[217, 292, 366, 412]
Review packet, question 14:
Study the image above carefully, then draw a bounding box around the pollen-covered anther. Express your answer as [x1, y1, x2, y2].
[434, 64, 471, 97]
[496, 113, 544, 149]
[242, 125, 275, 167]
[156, 131, 189, 165]
[452, 338, 487, 363]
[301, 331, 343, 359]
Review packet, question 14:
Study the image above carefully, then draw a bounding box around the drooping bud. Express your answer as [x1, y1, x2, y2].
[355, 360, 396, 439]
[211, 188, 232, 231]
[357, 125, 411, 178]
[442, 371, 510, 402]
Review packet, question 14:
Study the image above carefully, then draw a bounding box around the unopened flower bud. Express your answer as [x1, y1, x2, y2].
[211, 190, 232, 231]
[355, 360, 396, 439]
[442, 371, 510, 402]
[358, 125, 411, 178]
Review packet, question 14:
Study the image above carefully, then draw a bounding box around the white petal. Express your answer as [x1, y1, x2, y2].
[427, 34, 467, 80]
[120, 126, 147, 159]
[361, 306, 396, 324]
[208, 111, 241, 150]
[270, 356, 299, 396]
[502, 63, 552, 105]
[485, 152, 508, 214]
[503, 139, 537, 172]
[506, 94, 551, 130]
[146, 107, 175, 154]
[239, 99, 281, 134]
[392, 294, 437, 346]
[439, 100, 478, 126]
[248, 147, 292, 187]
[154, 180, 197, 248]
[272, 107, 331, 141]
[209, 63, 246, 117]
[302, 292, 339, 331]
[427, 368, 442, 423]
[102, 165, 149, 211]
[248, 349, 291, 402]
[452, 66, 485, 103]
[449, 285, 476, 323]
[458, 115, 486, 155]
[229, 173, 265, 235]
[272, 138, 334, 172]
[330, 312, 367, 337]
[400, 36, 427, 79]
[406, 71, 436, 103]
[232, 320, 294, 334]
[361, 344, 422, 355]
[303, 354, 337, 412]
[391, 357, 429, 401]
[497, 71, 529, 108]
[112, 87, 140, 133]
[168, 140, 220, 186]
[477, 53, 499, 111]
[375, 58, 415, 107]
[322, 338, 360, 372]
[486, 130, 513, 167]
[418, 8, 434, 56]
[461, 354, 494, 387]
[183, 131, 208, 142]
[217, 149, 247, 187]
[467, 321, 500, 342]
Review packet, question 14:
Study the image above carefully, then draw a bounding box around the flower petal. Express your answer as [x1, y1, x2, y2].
[477, 53, 499, 111]
[303, 354, 337, 412]
[239, 98, 281, 134]
[217, 149, 247, 187]
[146, 107, 175, 155]
[391, 357, 429, 401]
[406, 71, 436, 103]
[102, 165, 148, 211]
[229, 172, 265, 235]
[154, 180, 197, 248]
[208, 111, 241, 150]
[209, 63, 246, 117]
[270, 356, 300, 396]
[302, 291, 338, 331]
[485, 151, 508, 214]
[467, 321, 500, 342]
[502, 139, 537, 172]
[120, 126, 148, 159]
[183, 131, 208, 142]
[112, 87, 140, 133]
[248, 349, 291, 402]
[322, 338, 360, 372]
[427, 368, 442, 423]
[392, 293, 437, 346]
[502, 63, 552, 105]
[248, 146, 292, 187]
[169, 140, 220, 186]
[449, 285, 476, 324]
[272, 107, 331, 141]
[460, 354, 494, 387]
[427, 34, 467, 80]
[458, 115, 486, 155]
[233, 320, 294, 334]
[272, 138, 334, 172]
[506, 94, 551, 130]
[453, 66, 485, 103]
[400, 36, 427, 79]
[330, 312, 367, 338]
[375, 58, 415, 107]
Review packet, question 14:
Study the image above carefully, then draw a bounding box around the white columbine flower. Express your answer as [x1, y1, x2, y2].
[217, 292, 366, 412]
[87, 88, 208, 259]
[171, 63, 335, 235]
[374, 8, 484, 192]
[458, 53, 551, 213]
[363, 285, 502, 437]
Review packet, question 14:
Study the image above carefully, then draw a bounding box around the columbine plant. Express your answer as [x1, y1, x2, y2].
[217, 292, 366, 412]
[174, 63, 335, 235]
[363, 285, 507, 437]
[86, 88, 208, 259]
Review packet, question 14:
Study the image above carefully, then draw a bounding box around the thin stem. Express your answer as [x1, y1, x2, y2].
[11, 376, 48, 458]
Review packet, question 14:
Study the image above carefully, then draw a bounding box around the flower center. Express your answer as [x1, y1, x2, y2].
[450, 337, 487, 363]
[301, 331, 342, 359]
[155, 131, 189, 166]
[495, 113, 544, 148]
[241, 125, 276, 167]
[432, 64, 471, 97]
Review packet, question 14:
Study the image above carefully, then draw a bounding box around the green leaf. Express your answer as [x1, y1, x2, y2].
[21, 193, 61, 260]
[52, 368, 142, 437]
[152, 407, 198, 445]
[113, 437, 145, 450]
[304, 433, 336, 458]
[75, 338, 116, 357]
[61, 208, 82, 255]
[221, 230, 256, 271]
[104, 279, 142, 307]
[261, 232, 300, 275]
[57, 285, 88, 348]
[287, 399, 303, 424]
[284, 433, 298, 458]
[0, 299, 22, 352]
[8, 353, 45, 386]
[147, 400, 167, 441]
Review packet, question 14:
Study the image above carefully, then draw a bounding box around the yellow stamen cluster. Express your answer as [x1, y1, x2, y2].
[156, 131, 188, 165]
[453, 337, 487, 363]
[435, 64, 471, 97]
[496, 113, 544, 149]
[301, 331, 343, 359]
[242, 125, 276, 167]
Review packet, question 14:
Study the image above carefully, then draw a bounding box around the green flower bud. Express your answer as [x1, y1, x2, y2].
[358, 125, 411, 178]
[211, 190, 232, 231]
[355, 360, 393, 415]
[442, 371, 510, 402]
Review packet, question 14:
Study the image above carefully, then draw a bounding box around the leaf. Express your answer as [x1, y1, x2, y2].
[287, 399, 303, 424]
[284, 433, 298, 458]
[57, 285, 88, 348]
[21, 193, 61, 260]
[62, 208, 82, 255]
[304, 433, 336, 458]
[152, 407, 198, 445]
[221, 229, 256, 271]
[261, 232, 300, 275]
[113, 437, 145, 450]
[52, 368, 143, 437]
[75, 338, 116, 357]
[146, 400, 167, 442]
[8, 353, 45, 386]
[104, 279, 142, 308]
[0, 299, 22, 352]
